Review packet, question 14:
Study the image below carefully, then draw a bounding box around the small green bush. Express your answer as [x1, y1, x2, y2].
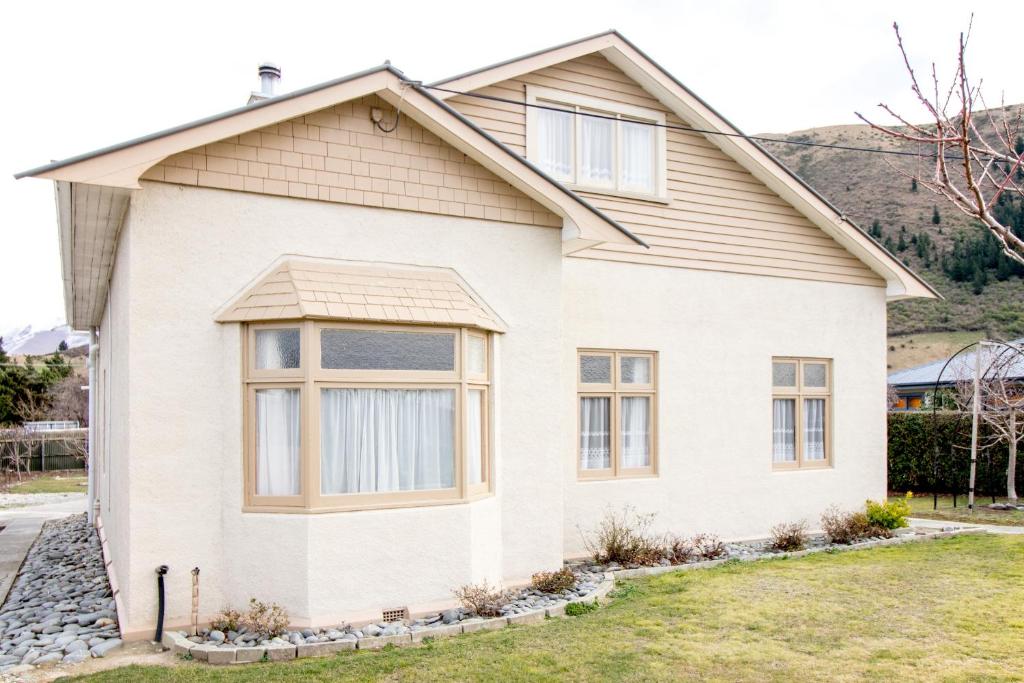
[768, 521, 808, 552]
[866, 496, 911, 530]
[821, 506, 891, 545]
[565, 600, 598, 616]
[531, 567, 576, 593]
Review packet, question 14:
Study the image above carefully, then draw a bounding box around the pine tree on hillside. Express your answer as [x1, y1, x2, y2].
[911, 178, 918, 192]
[932, 206, 941, 225]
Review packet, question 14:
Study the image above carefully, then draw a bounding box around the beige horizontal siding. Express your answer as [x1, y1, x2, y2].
[142, 95, 560, 229]
[446, 54, 884, 288]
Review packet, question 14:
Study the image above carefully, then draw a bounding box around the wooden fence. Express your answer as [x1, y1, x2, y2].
[0, 428, 88, 473]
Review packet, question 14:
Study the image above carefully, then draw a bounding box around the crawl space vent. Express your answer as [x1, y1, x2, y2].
[382, 606, 409, 622]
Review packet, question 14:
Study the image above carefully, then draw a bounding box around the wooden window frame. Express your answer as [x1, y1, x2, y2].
[577, 349, 658, 481]
[242, 322, 493, 512]
[526, 86, 668, 202]
[771, 357, 832, 471]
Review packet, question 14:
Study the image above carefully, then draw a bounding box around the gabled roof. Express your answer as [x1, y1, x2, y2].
[888, 339, 1024, 389]
[430, 30, 939, 301]
[216, 257, 507, 332]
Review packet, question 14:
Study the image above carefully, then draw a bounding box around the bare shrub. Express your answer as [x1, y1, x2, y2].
[453, 581, 514, 617]
[531, 567, 576, 594]
[768, 521, 808, 552]
[240, 598, 289, 639]
[581, 506, 664, 566]
[209, 607, 242, 633]
[691, 533, 726, 560]
[662, 534, 695, 564]
[821, 506, 892, 545]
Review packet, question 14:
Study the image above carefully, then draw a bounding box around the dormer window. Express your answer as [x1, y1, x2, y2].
[526, 86, 667, 200]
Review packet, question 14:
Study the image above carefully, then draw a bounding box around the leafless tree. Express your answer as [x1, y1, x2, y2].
[886, 384, 901, 411]
[48, 376, 88, 426]
[856, 19, 1024, 265]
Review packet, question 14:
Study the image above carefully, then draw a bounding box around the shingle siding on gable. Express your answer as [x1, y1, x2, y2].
[142, 94, 561, 229]
[447, 54, 885, 288]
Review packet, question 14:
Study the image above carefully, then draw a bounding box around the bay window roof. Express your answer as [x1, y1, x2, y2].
[216, 258, 507, 332]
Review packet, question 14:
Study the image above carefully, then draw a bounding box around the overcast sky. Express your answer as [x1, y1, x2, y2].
[2, 0, 1021, 332]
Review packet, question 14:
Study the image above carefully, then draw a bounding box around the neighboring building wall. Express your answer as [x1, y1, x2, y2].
[95, 216, 133, 624]
[561, 257, 888, 551]
[111, 182, 564, 637]
[140, 95, 560, 229]
[448, 53, 883, 288]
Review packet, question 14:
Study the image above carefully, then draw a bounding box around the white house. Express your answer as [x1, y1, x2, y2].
[17, 31, 936, 640]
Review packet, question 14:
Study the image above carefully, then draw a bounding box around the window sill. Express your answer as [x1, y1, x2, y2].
[771, 463, 832, 472]
[577, 472, 659, 482]
[568, 184, 671, 205]
[242, 491, 494, 514]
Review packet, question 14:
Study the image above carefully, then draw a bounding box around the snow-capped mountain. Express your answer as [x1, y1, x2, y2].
[0, 325, 89, 356]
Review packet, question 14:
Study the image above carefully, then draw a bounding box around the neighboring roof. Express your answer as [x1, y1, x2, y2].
[430, 30, 940, 301]
[888, 339, 1024, 389]
[216, 258, 507, 333]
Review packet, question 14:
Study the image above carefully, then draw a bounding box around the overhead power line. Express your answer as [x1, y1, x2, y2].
[421, 83, 1014, 164]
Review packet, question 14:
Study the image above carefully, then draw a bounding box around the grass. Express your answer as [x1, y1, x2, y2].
[6, 473, 87, 494]
[894, 492, 1024, 527]
[66, 534, 1024, 682]
[886, 330, 984, 372]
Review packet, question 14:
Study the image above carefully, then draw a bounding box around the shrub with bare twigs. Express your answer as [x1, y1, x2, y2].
[768, 521, 808, 552]
[453, 581, 514, 617]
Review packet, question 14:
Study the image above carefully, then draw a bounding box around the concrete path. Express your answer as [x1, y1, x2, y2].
[908, 516, 1024, 535]
[0, 496, 87, 606]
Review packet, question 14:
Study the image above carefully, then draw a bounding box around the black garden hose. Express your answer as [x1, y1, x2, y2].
[155, 565, 169, 642]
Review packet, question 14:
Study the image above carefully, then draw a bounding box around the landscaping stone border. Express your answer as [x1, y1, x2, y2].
[161, 525, 983, 666]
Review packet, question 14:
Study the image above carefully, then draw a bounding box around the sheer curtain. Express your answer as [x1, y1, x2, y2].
[320, 388, 455, 494]
[620, 120, 655, 193]
[772, 398, 795, 462]
[467, 389, 483, 485]
[255, 388, 300, 495]
[580, 397, 611, 469]
[536, 107, 573, 180]
[580, 113, 613, 185]
[804, 399, 826, 461]
[621, 396, 650, 468]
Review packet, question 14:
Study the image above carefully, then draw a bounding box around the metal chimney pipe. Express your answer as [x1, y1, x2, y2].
[258, 63, 281, 97]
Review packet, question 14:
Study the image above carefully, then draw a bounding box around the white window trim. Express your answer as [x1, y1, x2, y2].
[525, 85, 668, 202]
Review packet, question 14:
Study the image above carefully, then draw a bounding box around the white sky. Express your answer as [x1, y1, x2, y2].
[2, 0, 1021, 332]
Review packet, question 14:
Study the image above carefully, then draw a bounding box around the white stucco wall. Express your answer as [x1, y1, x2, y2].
[110, 182, 564, 637]
[561, 257, 888, 555]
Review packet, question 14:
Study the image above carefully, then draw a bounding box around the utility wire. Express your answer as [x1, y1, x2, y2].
[422, 83, 1019, 164]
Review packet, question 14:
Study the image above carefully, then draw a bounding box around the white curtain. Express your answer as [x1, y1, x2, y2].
[255, 388, 300, 496]
[536, 107, 573, 180]
[620, 120, 655, 193]
[467, 389, 483, 485]
[320, 388, 455, 494]
[580, 113, 614, 184]
[804, 399, 826, 460]
[621, 396, 650, 468]
[772, 398, 795, 462]
[579, 397, 611, 469]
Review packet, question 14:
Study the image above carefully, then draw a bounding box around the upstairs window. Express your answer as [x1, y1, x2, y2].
[527, 86, 667, 200]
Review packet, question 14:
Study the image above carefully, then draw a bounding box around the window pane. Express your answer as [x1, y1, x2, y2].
[580, 355, 612, 384]
[255, 329, 300, 369]
[467, 335, 486, 375]
[320, 388, 455, 494]
[255, 388, 300, 495]
[620, 120, 655, 193]
[580, 396, 611, 470]
[621, 356, 651, 384]
[804, 363, 827, 388]
[772, 362, 796, 387]
[804, 398, 826, 460]
[772, 398, 796, 462]
[579, 112, 614, 185]
[467, 389, 484, 485]
[536, 105, 573, 180]
[321, 329, 455, 371]
[621, 396, 651, 468]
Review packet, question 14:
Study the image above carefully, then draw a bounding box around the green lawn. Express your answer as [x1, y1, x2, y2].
[67, 534, 1024, 682]
[7, 473, 87, 494]
[894, 492, 1024, 526]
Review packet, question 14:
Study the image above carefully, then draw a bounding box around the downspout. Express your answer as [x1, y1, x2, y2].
[86, 328, 99, 524]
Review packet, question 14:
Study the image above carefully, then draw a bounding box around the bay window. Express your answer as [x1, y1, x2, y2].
[244, 322, 492, 511]
[577, 349, 658, 479]
[527, 86, 667, 199]
[771, 358, 831, 469]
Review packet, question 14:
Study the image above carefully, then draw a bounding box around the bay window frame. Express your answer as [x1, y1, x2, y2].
[242, 321, 493, 512]
[771, 357, 832, 471]
[526, 85, 668, 202]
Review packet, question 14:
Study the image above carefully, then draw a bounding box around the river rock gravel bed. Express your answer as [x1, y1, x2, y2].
[0, 514, 120, 672]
